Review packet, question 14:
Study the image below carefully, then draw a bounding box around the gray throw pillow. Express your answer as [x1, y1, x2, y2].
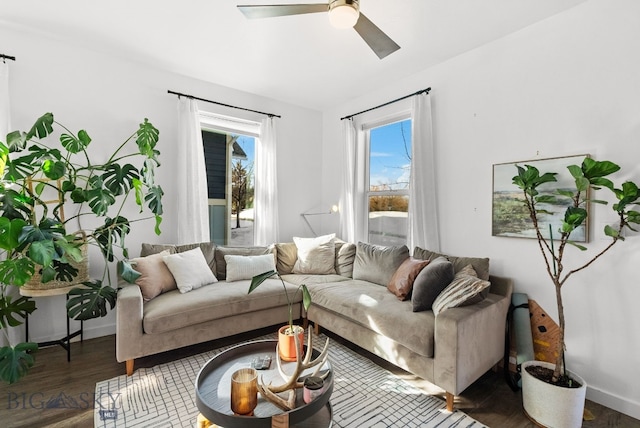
[413, 247, 490, 280]
[141, 243, 177, 257]
[215, 246, 274, 280]
[352, 242, 409, 286]
[275, 242, 298, 274]
[412, 256, 454, 312]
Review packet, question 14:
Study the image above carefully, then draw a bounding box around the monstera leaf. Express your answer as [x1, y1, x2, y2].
[136, 118, 160, 160]
[0, 294, 36, 328]
[102, 163, 139, 196]
[66, 281, 117, 321]
[0, 258, 35, 287]
[0, 342, 38, 384]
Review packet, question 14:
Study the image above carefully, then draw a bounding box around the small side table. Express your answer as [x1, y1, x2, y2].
[19, 285, 84, 362]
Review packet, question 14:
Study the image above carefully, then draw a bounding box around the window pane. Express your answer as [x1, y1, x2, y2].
[368, 195, 409, 246]
[369, 119, 412, 192]
[230, 135, 255, 246]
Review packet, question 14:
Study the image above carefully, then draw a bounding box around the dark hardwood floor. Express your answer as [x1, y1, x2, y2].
[1, 326, 638, 428]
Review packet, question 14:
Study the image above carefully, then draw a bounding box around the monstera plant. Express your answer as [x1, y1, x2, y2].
[0, 113, 163, 383]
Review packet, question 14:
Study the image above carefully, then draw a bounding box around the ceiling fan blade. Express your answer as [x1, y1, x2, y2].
[238, 4, 328, 19]
[353, 13, 400, 59]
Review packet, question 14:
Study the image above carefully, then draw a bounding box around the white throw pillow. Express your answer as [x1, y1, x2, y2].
[163, 247, 218, 293]
[292, 233, 336, 275]
[224, 254, 277, 282]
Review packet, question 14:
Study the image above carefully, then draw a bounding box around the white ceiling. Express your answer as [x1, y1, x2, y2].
[1, 0, 587, 110]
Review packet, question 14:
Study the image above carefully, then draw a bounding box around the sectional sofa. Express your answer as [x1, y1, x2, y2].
[115, 237, 512, 411]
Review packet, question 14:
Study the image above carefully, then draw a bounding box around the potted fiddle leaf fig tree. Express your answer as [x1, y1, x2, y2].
[512, 157, 640, 428]
[0, 112, 163, 384]
[249, 270, 311, 361]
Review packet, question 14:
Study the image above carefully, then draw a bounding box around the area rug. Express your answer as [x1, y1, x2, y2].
[95, 334, 486, 427]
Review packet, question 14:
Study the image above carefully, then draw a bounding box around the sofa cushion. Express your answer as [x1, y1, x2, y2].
[412, 257, 454, 312]
[281, 273, 350, 286]
[292, 233, 336, 275]
[225, 254, 277, 282]
[309, 279, 435, 357]
[352, 242, 410, 286]
[163, 248, 217, 293]
[141, 243, 177, 257]
[141, 242, 216, 274]
[432, 273, 490, 316]
[142, 278, 301, 334]
[387, 257, 430, 301]
[335, 241, 356, 278]
[215, 246, 274, 280]
[275, 242, 297, 274]
[413, 247, 490, 280]
[131, 250, 176, 301]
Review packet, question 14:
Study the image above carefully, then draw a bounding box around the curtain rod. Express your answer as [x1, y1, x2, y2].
[1, 54, 16, 62]
[340, 87, 431, 121]
[167, 90, 281, 118]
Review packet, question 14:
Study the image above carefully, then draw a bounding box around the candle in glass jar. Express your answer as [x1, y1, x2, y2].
[230, 368, 258, 416]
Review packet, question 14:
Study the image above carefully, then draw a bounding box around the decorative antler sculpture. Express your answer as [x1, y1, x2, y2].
[257, 326, 330, 410]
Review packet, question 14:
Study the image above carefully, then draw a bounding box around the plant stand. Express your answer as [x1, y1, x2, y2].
[20, 285, 84, 362]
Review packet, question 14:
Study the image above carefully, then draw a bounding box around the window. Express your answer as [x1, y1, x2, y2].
[200, 113, 259, 246]
[366, 117, 412, 246]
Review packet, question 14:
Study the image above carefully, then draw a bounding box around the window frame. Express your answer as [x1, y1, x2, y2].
[362, 112, 412, 245]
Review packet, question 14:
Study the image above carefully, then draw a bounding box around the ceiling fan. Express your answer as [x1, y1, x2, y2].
[237, 0, 400, 59]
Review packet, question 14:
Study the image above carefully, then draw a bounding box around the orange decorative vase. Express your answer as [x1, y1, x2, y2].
[278, 325, 305, 362]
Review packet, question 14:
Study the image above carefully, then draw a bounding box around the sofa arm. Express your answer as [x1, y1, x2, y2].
[115, 283, 145, 363]
[433, 277, 513, 395]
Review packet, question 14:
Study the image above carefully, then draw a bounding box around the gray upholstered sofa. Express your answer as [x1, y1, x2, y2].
[115, 239, 512, 411]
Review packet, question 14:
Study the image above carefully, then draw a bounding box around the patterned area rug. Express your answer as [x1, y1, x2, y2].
[95, 334, 486, 427]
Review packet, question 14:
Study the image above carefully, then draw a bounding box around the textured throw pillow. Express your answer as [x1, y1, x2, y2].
[450, 264, 488, 306]
[275, 242, 298, 274]
[163, 248, 218, 293]
[387, 257, 430, 301]
[432, 274, 491, 316]
[292, 233, 336, 275]
[215, 246, 274, 280]
[411, 257, 454, 312]
[335, 241, 356, 278]
[131, 250, 176, 301]
[352, 242, 410, 286]
[225, 254, 277, 282]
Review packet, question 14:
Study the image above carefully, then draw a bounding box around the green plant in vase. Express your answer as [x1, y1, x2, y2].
[249, 270, 311, 361]
[512, 157, 640, 427]
[0, 113, 163, 383]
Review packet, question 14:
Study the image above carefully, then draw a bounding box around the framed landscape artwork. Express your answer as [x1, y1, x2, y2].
[492, 154, 590, 242]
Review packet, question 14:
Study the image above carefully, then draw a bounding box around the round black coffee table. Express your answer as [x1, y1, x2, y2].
[195, 339, 333, 428]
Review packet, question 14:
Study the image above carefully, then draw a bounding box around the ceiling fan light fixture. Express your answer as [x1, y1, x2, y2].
[328, 0, 360, 29]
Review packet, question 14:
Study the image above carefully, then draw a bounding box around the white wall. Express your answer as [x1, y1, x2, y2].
[2, 25, 322, 344]
[321, 0, 640, 419]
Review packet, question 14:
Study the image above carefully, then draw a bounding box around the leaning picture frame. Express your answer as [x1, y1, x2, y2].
[492, 154, 590, 242]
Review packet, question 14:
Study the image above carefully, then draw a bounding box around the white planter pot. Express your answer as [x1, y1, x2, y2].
[521, 360, 587, 428]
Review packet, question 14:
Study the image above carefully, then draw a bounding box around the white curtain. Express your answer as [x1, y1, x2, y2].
[408, 92, 440, 251]
[1, 60, 23, 348]
[339, 119, 357, 243]
[176, 98, 210, 244]
[254, 116, 279, 246]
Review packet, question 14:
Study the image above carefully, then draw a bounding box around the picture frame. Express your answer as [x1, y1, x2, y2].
[492, 154, 590, 242]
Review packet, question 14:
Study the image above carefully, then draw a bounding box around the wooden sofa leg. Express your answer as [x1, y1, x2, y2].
[126, 359, 134, 376]
[303, 318, 309, 329]
[313, 323, 320, 335]
[445, 392, 454, 412]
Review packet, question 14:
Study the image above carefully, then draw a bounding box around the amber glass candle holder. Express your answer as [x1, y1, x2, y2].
[230, 368, 258, 416]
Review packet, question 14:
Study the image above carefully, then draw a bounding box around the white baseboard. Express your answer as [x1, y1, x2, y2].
[31, 322, 115, 345]
[587, 385, 640, 420]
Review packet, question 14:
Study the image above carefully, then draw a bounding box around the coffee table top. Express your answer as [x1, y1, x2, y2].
[195, 339, 333, 428]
